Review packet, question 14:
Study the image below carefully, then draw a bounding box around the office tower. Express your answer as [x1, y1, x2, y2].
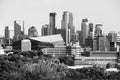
[5, 26, 10, 39]
[107, 32, 117, 42]
[56, 29, 66, 42]
[61, 11, 75, 45]
[72, 33, 79, 44]
[41, 25, 49, 36]
[4, 26, 10, 45]
[68, 12, 75, 41]
[49, 13, 56, 35]
[76, 30, 82, 44]
[66, 29, 71, 45]
[28, 26, 38, 37]
[88, 23, 94, 38]
[81, 18, 89, 45]
[95, 24, 102, 37]
[61, 11, 69, 45]
[14, 20, 23, 41]
[97, 36, 110, 51]
[61, 12, 67, 29]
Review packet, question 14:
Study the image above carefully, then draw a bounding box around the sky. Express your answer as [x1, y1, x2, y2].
[0, 0, 120, 36]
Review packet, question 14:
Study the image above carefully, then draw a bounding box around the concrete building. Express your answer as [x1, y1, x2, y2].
[95, 24, 102, 37]
[75, 51, 118, 68]
[72, 42, 83, 56]
[88, 23, 94, 38]
[56, 29, 66, 42]
[81, 19, 89, 45]
[61, 11, 75, 45]
[41, 24, 49, 36]
[42, 46, 66, 57]
[14, 21, 24, 41]
[76, 30, 82, 45]
[61, 11, 70, 45]
[49, 13, 56, 35]
[72, 33, 79, 44]
[4, 26, 10, 45]
[85, 37, 93, 50]
[21, 39, 31, 51]
[107, 31, 117, 42]
[28, 26, 38, 37]
[95, 36, 110, 51]
[5, 26, 10, 40]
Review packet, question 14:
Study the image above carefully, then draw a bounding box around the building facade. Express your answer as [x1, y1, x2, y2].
[95, 24, 102, 37]
[14, 21, 24, 41]
[81, 19, 89, 45]
[49, 13, 56, 35]
[28, 26, 38, 37]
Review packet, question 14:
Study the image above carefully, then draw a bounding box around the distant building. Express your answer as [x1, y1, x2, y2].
[88, 23, 94, 38]
[61, 11, 70, 45]
[61, 11, 75, 45]
[72, 33, 79, 44]
[76, 30, 82, 44]
[29, 34, 65, 47]
[107, 32, 117, 51]
[56, 29, 66, 42]
[75, 51, 118, 68]
[95, 36, 110, 51]
[5, 26, 10, 39]
[14, 20, 24, 41]
[42, 46, 66, 58]
[72, 42, 82, 56]
[49, 13, 56, 35]
[107, 32, 117, 42]
[4, 26, 10, 45]
[0, 37, 4, 46]
[93, 39, 97, 51]
[21, 39, 31, 51]
[28, 26, 38, 37]
[41, 25, 49, 36]
[81, 19, 89, 45]
[95, 24, 102, 37]
[85, 37, 93, 50]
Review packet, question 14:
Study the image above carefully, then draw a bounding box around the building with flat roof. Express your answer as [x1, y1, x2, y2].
[74, 51, 119, 68]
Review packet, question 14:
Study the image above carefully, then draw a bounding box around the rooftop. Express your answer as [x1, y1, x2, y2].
[29, 34, 64, 43]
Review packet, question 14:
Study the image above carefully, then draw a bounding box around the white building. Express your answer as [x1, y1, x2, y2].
[42, 46, 66, 57]
[72, 42, 83, 56]
[21, 39, 31, 51]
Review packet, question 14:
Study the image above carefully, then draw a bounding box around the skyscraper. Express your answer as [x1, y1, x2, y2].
[61, 11, 75, 45]
[4, 26, 10, 45]
[5, 26, 9, 39]
[28, 26, 38, 37]
[49, 13, 56, 35]
[41, 24, 49, 36]
[81, 18, 89, 45]
[95, 24, 102, 37]
[14, 21, 22, 41]
[88, 23, 94, 38]
[61, 11, 69, 45]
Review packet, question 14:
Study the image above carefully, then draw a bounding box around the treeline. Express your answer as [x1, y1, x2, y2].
[0, 51, 120, 80]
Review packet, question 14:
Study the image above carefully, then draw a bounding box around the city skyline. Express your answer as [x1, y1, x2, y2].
[0, 0, 120, 36]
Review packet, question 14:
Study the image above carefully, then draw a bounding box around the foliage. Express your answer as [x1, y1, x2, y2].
[1, 51, 120, 80]
[58, 56, 74, 66]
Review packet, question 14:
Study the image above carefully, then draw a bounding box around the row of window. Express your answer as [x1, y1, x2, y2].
[76, 59, 116, 61]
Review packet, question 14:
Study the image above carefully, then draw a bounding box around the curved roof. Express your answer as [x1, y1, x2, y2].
[29, 34, 64, 43]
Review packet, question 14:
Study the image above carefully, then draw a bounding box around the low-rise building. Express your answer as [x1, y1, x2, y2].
[74, 51, 118, 68]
